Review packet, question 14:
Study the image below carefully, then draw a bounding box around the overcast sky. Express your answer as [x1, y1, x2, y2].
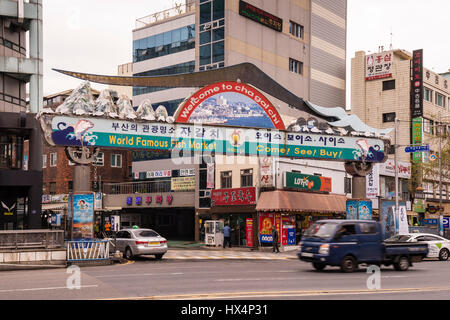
[43, 0, 450, 105]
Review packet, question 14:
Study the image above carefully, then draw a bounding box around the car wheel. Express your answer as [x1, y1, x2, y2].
[340, 256, 357, 273]
[124, 247, 133, 260]
[394, 256, 409, 271]
[439, 249, 449, 261]
[155, 254, 164, 260]
[312, 262, 326, 271]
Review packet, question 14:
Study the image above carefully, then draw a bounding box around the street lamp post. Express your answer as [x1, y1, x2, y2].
[395, 117, 399, 234]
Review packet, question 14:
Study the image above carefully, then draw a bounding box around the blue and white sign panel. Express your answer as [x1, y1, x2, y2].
[443, 217, 449, 229]
[405, 145, 429, 153]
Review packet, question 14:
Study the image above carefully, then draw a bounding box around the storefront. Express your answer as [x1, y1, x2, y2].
[206, 187, 257, 247]
[256, 190, 347, 247]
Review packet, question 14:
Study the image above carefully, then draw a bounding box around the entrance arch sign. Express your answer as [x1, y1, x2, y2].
[46, 115, 387, 163]
[174, 81, 286, 130]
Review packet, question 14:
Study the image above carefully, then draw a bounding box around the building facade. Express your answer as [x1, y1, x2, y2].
[0, 0, 43, 230]
[351, 49, 450, 223]
[110, 0, 350, 244]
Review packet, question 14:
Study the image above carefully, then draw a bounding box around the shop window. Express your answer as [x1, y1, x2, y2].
[240, 169, 253, 187]
[221, 171, 232, 189]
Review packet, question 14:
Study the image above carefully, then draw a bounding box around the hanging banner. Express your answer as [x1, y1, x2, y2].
[94, 192, 102, 210]
[246, 218, 253, 247]
[259, 156, 274, 188]
[72, 193, 94, 240]
[50, 116, 386, 163]
[366, 164, 379, 199]
[206, 163, 215, 189]
[171, 176, 196, 191]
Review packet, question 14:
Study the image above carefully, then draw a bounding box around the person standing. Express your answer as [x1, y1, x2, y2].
[222, 224, 232, 249]
[272, 226, 280, 253]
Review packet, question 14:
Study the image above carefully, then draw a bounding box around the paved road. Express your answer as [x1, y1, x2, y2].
[0, 257, 450, 300]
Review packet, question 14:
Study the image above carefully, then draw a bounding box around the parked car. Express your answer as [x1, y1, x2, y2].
[115, 228, 168, 260]
[385, 233, 450, 261]
[298, 220, 428, 272]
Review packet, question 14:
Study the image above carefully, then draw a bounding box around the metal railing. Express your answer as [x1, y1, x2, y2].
[0, 230, 64, 250]
[66, 240, 110, 261]
[135, 2, 195, 29]
[103, 180, 172, 195]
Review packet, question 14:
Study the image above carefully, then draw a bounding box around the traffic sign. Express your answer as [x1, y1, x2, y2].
[443, 217, 449, 229]
[429, 154, 437, 161]
[405, 145, 429, 153]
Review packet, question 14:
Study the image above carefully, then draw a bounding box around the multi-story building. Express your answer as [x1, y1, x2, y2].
[111, 0, 351, 244]
[109, 62, 133, 99]
[40, 90, 133, 226]
[351, 49, 450, 223]
[0, 0, 43, 230]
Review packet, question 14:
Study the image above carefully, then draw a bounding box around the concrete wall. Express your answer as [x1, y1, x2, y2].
[0, 249, 66, 264]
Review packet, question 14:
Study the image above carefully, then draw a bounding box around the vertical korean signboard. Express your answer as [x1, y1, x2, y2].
[411, 49, 423, 162]
[246, 218, 253, 247]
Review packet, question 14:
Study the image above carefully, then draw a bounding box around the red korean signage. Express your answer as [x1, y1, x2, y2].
[211, 187, 256, 206]
[246, 218, 253, 247]
[365, 51, 393, 81]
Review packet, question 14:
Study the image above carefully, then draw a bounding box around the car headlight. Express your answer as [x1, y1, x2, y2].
[319, 244, 330, 255]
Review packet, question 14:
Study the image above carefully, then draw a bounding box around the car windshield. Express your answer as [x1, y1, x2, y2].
[134, 230, 159, 238]
[385, 235, 412, 242]
[303, 222, 338, 239]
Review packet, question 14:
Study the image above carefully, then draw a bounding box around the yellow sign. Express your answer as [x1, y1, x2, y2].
[171, 177, 196, 191]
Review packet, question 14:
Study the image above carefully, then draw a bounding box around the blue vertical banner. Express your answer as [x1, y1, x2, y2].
[358, 200, 373, 220]
[346, 200, 358, 219]
[72, 193, 94, 240]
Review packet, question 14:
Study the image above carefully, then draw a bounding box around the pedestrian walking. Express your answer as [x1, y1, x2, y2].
[94, 221, 100, 238]
[272, 226, 280, 253]
[222, 224, 233, 249]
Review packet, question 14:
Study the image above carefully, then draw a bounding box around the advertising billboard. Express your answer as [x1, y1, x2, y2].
[72, 193, 94, 240]
[365, 51, 393, 81]
[284, 172, 332, 192]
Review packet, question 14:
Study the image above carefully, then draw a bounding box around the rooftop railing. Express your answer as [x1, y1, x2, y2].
[135, 2, 195, 29]
[103, 180, 174, 195]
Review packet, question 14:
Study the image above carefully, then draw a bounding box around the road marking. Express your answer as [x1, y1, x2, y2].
[0, 285, 98, 293]
[105, 286, 450, 300]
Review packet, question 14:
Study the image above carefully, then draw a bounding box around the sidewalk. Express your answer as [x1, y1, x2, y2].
[165, 241, 300, 261]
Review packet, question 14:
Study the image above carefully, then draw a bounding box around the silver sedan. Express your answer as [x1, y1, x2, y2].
[115, 228, 168, 260]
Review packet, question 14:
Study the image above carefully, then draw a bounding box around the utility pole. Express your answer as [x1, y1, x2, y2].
[438, 111, 443, 236]
[395, 117, 399, 234]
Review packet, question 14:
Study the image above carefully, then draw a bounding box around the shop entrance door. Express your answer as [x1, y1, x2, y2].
[228, 214, 251, 247]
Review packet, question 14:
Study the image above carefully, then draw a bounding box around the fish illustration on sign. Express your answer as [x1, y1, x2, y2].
[74, 120, 94, 145]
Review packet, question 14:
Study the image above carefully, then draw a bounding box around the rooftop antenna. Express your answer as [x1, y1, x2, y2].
[389, 27, 393, 50]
